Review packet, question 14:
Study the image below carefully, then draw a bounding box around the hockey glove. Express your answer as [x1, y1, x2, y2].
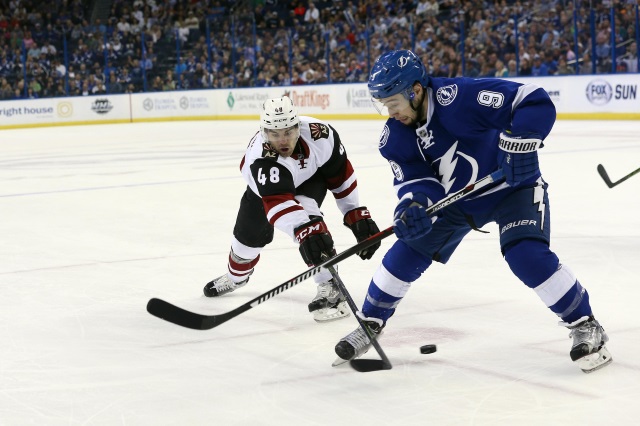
[497, 131, 543, 187]
[393, 193, 434, 240]
[343, 207, 381, 260]
[294, 217, 336, 266]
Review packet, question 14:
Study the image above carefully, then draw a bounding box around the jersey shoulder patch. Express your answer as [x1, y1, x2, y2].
[261, 142, 279, 160]
[308, 122, 330, 141]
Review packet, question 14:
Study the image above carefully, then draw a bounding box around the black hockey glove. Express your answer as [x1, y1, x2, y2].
[294, 217, 336, 266]
[343, 207, 381, 260]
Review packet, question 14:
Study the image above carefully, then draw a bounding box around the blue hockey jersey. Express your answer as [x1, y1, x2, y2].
[378, 77, 556, 215]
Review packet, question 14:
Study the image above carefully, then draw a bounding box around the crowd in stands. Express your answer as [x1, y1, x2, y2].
[0, 0, 638, 100]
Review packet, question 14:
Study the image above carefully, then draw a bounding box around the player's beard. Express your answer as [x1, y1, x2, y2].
[407, 90, 427, 125]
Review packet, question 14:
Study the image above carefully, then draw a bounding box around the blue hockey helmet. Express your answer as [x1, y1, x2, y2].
[368, 50, 429, 100]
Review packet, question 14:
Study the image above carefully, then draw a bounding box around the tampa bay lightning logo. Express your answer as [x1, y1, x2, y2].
[434, 142, 479, 193]
[436, 84, 458, 106]
[397, 56, 411, 67]
[378, 125, 390, 148]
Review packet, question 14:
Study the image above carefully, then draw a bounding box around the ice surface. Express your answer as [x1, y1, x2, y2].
[1, 119, 639, 425]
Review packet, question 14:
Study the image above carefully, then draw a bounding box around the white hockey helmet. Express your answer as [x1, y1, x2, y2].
[260, 96, 299, 133]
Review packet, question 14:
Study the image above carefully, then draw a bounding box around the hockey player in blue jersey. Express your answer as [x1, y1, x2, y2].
[334, 49, 612, 373]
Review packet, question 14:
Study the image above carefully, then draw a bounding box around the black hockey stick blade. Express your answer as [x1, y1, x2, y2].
[349, 359, 392, 372]
[597, 164, 614, 188]
[147, 297, 247, 330]
[325, 264, 393, 372]
[597, 164, 640, 188]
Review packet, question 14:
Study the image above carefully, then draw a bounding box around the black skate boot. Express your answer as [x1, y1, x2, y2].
[333, 314, 384, 366]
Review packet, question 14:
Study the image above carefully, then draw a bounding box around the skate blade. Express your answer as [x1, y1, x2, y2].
[576, 346, 613, 373]
[313, 303, 350, 323]
[332, 357, 350, 367]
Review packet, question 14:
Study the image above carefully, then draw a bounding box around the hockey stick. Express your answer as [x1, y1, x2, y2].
[147, 227, 393, 330]
[597, 164, 640, 188]
[325, 264, 392, 372]
[146, 169, 505, 330]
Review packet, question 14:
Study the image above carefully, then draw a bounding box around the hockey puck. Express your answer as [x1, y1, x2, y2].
[420, 344, 437, 354]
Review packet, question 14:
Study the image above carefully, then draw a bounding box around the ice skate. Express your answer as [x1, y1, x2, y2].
[332, 314, 384, 366]
[203, 274, 249, 297]
[562, 316, 612, 373]
[308, 279, 350, 323]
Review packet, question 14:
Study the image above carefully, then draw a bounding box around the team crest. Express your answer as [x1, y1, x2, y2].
[261, 142, 279, 159]
[309, 123, 330, 140]
[378, 125, 390, 148]
[436, 84, 458, 106]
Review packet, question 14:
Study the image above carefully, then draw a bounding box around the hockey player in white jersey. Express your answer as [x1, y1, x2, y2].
[333, 50, 612, 372]
[204, 97, 381, 322]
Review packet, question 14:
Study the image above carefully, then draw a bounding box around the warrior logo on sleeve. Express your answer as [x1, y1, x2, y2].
[309, 123, 330, 140]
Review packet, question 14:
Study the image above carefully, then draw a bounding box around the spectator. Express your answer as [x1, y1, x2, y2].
[92, 79, 107, 94]
[304, 2, 320, 25]
[27, 42, 41, 59]
[40, 40, 57, 57]
[619, 41, 638, 73]
[108, 71, 124, 93]
[507, 59, 518, 77]
[494, 59, 509, 77]
[579, 51, 594, 74]
[293, 1, 306, 23]
[557, 56, 575, 75]
[117, 16, 131, 36]
[542, 51, 559, 75]
[184, 10, 200, 36]
[594, 32, 611, 72]
[531, 54, 549, 76]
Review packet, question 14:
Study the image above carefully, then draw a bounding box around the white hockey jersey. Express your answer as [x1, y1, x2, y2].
[240, 116, 361, 239]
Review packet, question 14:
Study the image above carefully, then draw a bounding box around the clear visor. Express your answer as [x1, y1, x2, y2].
[261, 124, 300, 143]
[371, 91, 412, 117]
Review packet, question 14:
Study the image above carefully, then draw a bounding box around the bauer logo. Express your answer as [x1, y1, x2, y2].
[91, 99, 113, 114]
[586, 79, 612, 105]
[436, 84, 458, 106]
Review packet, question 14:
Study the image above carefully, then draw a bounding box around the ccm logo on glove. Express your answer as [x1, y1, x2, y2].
[294, 220, 329, 243]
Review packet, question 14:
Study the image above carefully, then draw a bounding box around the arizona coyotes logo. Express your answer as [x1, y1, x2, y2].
[309, 123, 330, 141]
[262, 142, 278, 159]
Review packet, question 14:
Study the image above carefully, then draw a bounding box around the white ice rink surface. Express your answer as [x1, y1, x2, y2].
[1, 119, 639, 425]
